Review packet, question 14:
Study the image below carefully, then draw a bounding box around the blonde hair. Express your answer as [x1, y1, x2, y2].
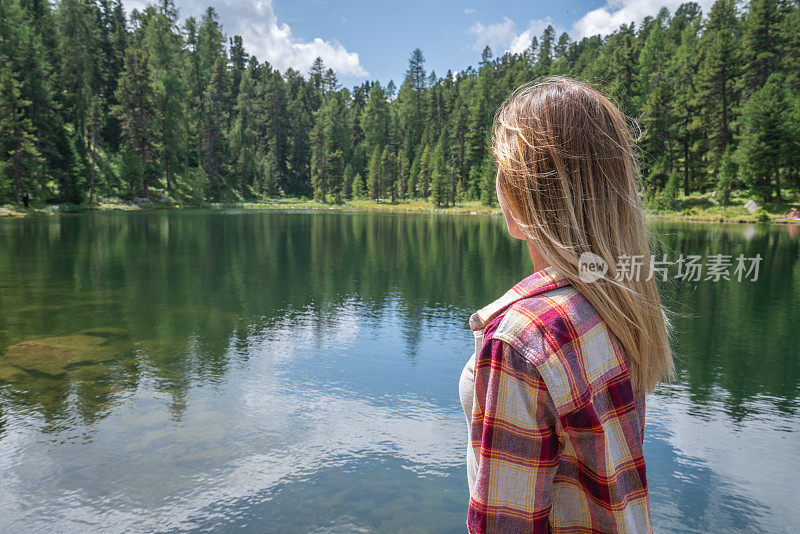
[492, 76, 674, 395]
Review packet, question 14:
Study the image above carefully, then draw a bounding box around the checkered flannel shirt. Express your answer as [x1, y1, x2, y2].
[461, 266, 653, 533]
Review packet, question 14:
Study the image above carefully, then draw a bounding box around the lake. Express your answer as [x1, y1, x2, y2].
[0, 210, 798, 533]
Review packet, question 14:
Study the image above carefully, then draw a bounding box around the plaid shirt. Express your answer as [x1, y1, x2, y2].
[459, 266, 652, 533]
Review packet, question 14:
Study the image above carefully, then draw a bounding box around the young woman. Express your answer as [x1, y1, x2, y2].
[459, 77, 674, 533]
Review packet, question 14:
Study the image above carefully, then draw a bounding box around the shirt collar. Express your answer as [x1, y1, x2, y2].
[468, 265, 572, 332]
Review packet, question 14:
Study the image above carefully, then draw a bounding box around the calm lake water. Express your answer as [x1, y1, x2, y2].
[0, 210, 798, 533]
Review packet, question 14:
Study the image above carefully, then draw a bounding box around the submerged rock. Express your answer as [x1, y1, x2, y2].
[1, 329, 129, 377]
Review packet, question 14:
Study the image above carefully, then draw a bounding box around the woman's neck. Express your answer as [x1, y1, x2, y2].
[526, 240, 551, 273]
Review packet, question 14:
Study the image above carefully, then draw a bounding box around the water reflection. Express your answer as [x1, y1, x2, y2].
[646, 384, 800, 533]
[651, 221, 800, 416]
[0, 304, 469, 532]
[0, 211, 798, 532]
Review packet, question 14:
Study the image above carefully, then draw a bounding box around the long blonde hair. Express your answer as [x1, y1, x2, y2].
[492, 76, 674, 395]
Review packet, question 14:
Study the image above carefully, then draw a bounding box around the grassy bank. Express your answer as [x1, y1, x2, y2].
[0, 197, 499, 217]
[643, 190, 800, 224]
[3, 191, 799, 223]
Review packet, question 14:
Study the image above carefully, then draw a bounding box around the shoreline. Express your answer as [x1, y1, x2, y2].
[2, 198, 799, 225]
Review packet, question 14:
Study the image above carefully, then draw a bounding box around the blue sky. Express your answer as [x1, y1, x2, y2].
[127, 0, 715, 88]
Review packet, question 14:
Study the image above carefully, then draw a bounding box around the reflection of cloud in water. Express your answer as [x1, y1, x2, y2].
[646, 384, 800, 533]
[0, 303, 467, 533]
[6, 297, 796, 532]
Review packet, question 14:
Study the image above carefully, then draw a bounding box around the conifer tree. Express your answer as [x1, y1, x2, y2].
[0, 67, 43, 204]
[696, 0, 741, 177]
[418, 144, 432, 199]
[430, 131, 449, 207]
[230, 69, 258, 198]
[1, 0, 798, 206]
[145, 10, 186, 194]
[536, 25, 555, 74]
[352, 172, 365, 199]
[113, 46, 158, 197]
[742, 0, 784, 96]
[367, 146, 382, 201]
[735, 73, 789, 203]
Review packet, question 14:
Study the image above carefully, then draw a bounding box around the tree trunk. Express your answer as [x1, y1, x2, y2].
[13, 152, 21, 205]
[88, 135, 97, 204]
[683, 141, 690, 196]
[166, 160, 173, 193]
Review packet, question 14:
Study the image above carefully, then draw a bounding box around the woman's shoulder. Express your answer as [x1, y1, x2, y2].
[491, 285, 632, 415]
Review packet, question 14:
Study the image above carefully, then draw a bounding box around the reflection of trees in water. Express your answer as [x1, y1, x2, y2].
[0, 211, 529, 428]
[0, 214, 797, 429]
[652, 222, 800, 418]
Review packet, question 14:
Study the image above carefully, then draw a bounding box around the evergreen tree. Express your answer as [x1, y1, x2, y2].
[696, 0, 741, 178]
[311, 92, 350, 203]
[735, 73, 789, 203]
[229, 35, 248, 101]
[361, 83, 389, 153]
[408, 150, 420, 199]
[671, 17, 704, 195]
[479, 151, 495, 206]
[418, 143, 432, 198]
[381, 145, 398, 202]
[1, 0, 797, 207]
[230, 69, 258, 198]
[536, 25, 555, 74]
[430, 131, 449, 207]
[742, 0, 784, 96]
[352, 172, 365, 199]
[0, 67, 43, 204]
[286, 79, 313, 196]
[638, 18, 675, 187]
[145, 10, 186, 194]
[262, 70, 289, 193]
[367, 146, 382, 200]
[716, 145, 736, 206]
[260, 146, 280, 197]
[56, 0, 102, 140]
[113, 46, 158, 198]
[201, 57, 229, 199]
[310, 105, 327, 202]
[398, 49, 427, 158]
[1, 0, 67, 200]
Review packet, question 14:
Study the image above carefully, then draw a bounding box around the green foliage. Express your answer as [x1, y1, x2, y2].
[367, 147, 381, 201]
[417, 144, 432, 199]
[352, 173, 365, 199]
[1, 0, 798, 208]
[716, 146, 736, 206]
[0, 65, 43, 204]
[430, 131, 449, 208]
[479, 153, 495, 207]
[735, 73, 789, 204]
[648, 172, 681, 212]
[183, 167, 209, 206]
[695, 0, 741, 173]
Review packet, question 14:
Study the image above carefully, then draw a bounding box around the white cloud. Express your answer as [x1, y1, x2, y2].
[464, 7, 477, 15]
[240, 1, 367, 77]
[507, 20, 556, 54]
[572, 0, 715, 39]
[469, 0, 716, 57]
[468, 17, 556, 55]
[468, 17, 515, 53]
[0, 304, 466, 531]
[125, 0, 367, 78]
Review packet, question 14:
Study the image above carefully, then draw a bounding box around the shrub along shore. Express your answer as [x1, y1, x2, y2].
[2, 190, 799, 224]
